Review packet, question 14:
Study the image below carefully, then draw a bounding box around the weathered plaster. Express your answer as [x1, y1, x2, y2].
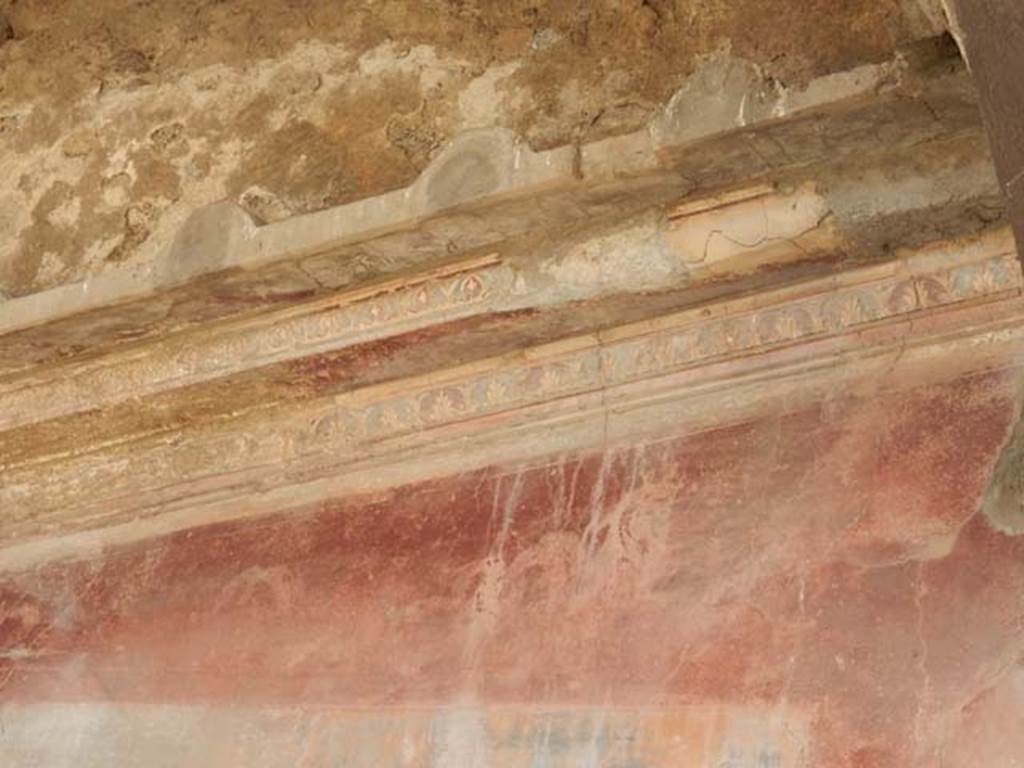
[0, 0, 944, 298]
[2, 368, 1022, 766]
[1, 5, 1021, 766]
[0, 52, 998, 339]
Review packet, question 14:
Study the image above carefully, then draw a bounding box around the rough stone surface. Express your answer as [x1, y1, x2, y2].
[0, 0, 934, 298]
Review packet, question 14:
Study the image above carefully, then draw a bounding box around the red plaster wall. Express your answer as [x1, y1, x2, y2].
[2, 370, 1023, 767]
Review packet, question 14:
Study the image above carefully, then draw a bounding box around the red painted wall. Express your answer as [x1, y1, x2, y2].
[2, 370, 1023, 766]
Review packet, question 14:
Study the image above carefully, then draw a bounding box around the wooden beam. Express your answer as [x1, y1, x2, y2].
[948, 1, 1024, 255]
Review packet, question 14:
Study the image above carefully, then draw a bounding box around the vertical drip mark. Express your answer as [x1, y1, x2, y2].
[463, 469, 525, 688]
[912, 560, 932, 759]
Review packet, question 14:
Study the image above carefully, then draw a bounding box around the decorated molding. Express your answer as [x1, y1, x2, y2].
[0, 254, 510, 431]
[3, 231, 1020, 535]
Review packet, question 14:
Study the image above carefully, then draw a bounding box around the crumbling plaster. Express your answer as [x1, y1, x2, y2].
[0, 0, 938, 298]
